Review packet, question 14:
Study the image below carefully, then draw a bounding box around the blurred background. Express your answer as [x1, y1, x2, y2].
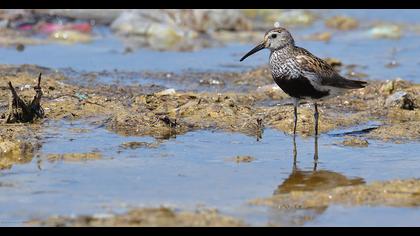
[1, 9, 420, 82]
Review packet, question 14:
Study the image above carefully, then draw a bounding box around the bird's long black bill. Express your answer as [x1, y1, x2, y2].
[240, 43, 265, 61]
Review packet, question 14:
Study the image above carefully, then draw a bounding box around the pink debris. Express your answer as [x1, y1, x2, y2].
[20, 22, 92, 34]
[39, 23, 63, 33]
[69, 23, 92, 33]
[17, 24, 34, 31]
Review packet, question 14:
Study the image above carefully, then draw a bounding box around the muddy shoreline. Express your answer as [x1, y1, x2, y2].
[2, 64, 419, 128]
[1, 64, 419, 168]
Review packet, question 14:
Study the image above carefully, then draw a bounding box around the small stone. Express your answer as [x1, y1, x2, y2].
[50, 30, 92, 43]
[199, 79, 224, 86]
[324, 58, 342, 68]
[226, 155, 256, 163]
[380, 80, 395, 94]
[385, 91, 416, 110]
[346, 71, 368, 79]
[47, 152, 102, 162]
[342, 137, 369, 147]
[155, 88, 176, 96]
[92, 213, 114, 219]
[21, 84, 31, 90]
[16, 43, 25, 51]
[120, 141, 159, 149]
[385, 60, 400, 68]
[75, 92, 88, 100]
[276, 10, 317, 27]
[305, 32, 332, 42]
[256, 84, 281, 93]
[325, 16, 359, 30]
[0, 140, 19, 155]
[370, 24, 402, 39]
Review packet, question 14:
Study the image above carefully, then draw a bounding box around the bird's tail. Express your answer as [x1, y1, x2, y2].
[323, 75, 368, 89]
[330, 76, 368, 89]
[344, 79, 368, 89]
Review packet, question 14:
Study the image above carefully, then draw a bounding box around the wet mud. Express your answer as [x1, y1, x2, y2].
[28, 207, 246, 227]
[1, 64, 419, 170]
[251, 178, 420, 208]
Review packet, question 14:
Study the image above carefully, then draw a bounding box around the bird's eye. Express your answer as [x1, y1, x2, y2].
[271, 34, 277, 39]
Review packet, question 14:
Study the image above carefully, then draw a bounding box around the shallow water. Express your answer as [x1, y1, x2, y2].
[0, 119, 419, 226]
[1, 9, 420, 226]
[304, 206, 420, 227]
[0, 34, 262, 73]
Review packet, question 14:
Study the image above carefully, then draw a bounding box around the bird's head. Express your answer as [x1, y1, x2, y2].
[240, 27, 295, 61]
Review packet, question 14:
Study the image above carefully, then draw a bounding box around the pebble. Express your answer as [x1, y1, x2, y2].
[155, 88, 176, 96]
[385, 91, 415, 110]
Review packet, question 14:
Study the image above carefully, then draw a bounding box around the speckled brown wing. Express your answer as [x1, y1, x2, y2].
[294, 49, 367, 89]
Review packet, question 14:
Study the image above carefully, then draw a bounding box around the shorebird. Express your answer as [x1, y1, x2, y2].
[240, 27, 367, 136]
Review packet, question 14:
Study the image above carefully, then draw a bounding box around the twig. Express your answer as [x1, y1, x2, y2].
[4, 73, 45, 123]
[30, 73, 45, 118]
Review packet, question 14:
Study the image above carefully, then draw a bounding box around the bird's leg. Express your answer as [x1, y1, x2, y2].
[293, 106, 297, 135]
[293, 99, 298, 136]
[292, 134, 297, 171]
[314, 102, 319, 137]
[313, 102, 319, 171]
[313, 134, 319, 171]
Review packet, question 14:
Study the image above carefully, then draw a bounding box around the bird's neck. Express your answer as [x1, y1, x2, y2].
[270, 44, 295, 61]
[274, 43, 295, 53]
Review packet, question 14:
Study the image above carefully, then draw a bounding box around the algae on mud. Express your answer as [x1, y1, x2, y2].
[251, 179, 420, 208]
[0, 137, 36, 170]
[226, 155, 256, 163]
[119, 141, 160, 150]
[1, 64, 419, 145]
[46, 152, 102, 162]
[28, 207, 247, 227]
[341, 137, 369, 147]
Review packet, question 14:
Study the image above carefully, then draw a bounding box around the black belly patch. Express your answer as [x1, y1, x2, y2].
[273, 76, 330, 99]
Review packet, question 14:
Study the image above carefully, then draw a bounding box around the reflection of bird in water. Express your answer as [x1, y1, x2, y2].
[267, 136, 365, 226]
[274, 136, 365, 194]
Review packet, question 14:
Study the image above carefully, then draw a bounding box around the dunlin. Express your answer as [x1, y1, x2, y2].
[240, 27, 367, 136]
